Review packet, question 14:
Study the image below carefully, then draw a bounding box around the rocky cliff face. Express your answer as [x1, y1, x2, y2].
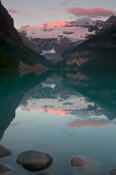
[0, 0, 22, 43]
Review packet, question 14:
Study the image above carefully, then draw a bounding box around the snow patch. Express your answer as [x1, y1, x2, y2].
[41, 48, 56, 55]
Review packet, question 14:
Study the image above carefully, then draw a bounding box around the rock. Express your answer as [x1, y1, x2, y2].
[16, 150, 53, 172]
[110, 169, 116, 175]
[71, 157, 84, 167]
[0, 145, 12, 158]
[71, 156, 101, 174]
[0, 164, 10, 174]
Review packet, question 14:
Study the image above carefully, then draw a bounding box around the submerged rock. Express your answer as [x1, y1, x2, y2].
[71, 155, 101, 174]
[71, 157, 84, 167]
[0, 164, 10, 174]
[110, 169, 116, 175]
[16, 150, 53, 172]
[0, 145, 12, 158]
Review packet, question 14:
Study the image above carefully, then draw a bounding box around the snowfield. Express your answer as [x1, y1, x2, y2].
[19, 26, 95, 42]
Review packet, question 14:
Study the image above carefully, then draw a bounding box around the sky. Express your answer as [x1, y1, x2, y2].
[2, 0, 116, 29]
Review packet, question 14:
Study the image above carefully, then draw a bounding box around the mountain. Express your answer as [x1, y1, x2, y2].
[0, 0, 22, 44]
[101, 15, 116, 31]
[0, 1, 47, 71]
[61, 16, 116, 71]
[19, 19, 101, 64]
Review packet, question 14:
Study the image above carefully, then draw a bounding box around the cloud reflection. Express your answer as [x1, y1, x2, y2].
[67, 119, 111, 128]
[22, 107, 69, 116]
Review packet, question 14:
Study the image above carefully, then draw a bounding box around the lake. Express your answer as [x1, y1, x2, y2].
[0, 71, 116, 175]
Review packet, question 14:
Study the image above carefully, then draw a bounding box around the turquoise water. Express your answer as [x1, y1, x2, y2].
[0, 71, 116, 175]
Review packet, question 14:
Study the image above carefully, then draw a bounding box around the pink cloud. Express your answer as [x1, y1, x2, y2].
[8, 8, 19, 14]
[67, 7, 115, 17]
[40, 20, 70, 28]
[45, 6, 58, 11]
[21, 20, 70, 29]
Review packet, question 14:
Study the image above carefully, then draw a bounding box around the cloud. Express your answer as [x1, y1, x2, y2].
[8, 8, 37, 18]
[45, 6, 58, 11]
[8, 8, 19, 14]
[23, 13, 37, 18]
[67, 7, 115, 17]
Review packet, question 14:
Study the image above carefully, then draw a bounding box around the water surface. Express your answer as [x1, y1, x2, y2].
[0, 71, 116, 175]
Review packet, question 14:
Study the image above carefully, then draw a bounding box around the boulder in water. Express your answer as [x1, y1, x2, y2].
[0, 164, 10, 174]
[16, 150, 53, 172]
[0, 145, 12, 158]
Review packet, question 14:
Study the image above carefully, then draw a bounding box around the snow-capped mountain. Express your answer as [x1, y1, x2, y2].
[19, 19, 103, 63]
[19, 20, 95, 42]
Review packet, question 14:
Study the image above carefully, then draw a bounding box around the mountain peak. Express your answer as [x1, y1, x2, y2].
[106, 15, 116, 23]
[0, 1, 22, 43]
[103, 15, 116, 29]
[70, 17, 93, 25]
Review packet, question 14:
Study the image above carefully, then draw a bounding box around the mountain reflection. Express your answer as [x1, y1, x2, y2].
[0, 71, 116, 139]
[64, 71, 116, 120]
[20, 74, 96, 117]
[0, 72, 47, 139]
[20, 72, 116, 122]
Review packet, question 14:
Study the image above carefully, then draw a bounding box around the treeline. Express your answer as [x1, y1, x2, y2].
[0, 50, 18, 70]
